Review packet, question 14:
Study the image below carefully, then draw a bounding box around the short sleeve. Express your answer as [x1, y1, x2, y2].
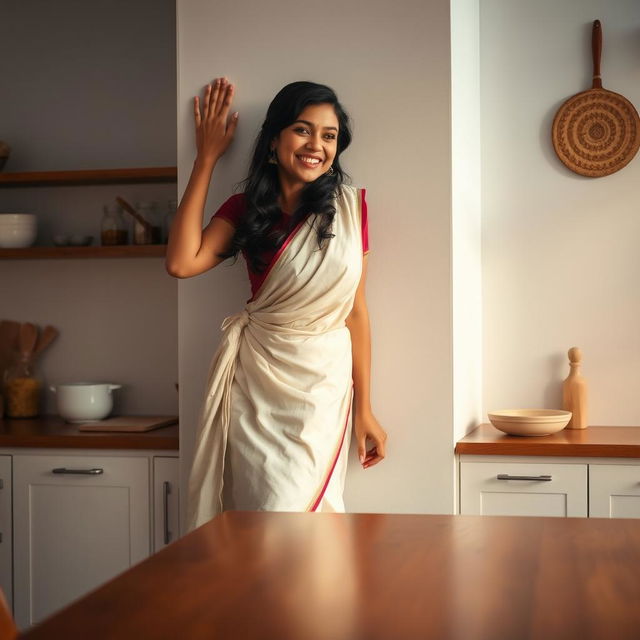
[213, 193, 246, 227]
[361, 188, 370, 255]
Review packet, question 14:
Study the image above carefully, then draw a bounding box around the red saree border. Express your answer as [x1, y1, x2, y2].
[308, 386, 354, 512]
[247, 216, 309, 303]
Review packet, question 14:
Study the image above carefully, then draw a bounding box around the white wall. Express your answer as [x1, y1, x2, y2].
[481, 0, 640, 425]
[177, 0, 454, 526]
[451, 0, 482, 513]
[452, 0, 482, 443]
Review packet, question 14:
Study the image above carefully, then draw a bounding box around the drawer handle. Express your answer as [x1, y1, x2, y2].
[163, 481, 172, 545]
[497, 474, 552, 481]
[52, 467, 104, 475]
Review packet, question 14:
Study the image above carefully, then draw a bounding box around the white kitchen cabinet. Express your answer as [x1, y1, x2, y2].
[12, 453, 150, 629]
[153, 456, 180, 551]
[0, 455, 11, 611]
[589, 463, 640, 519]
[460, 459, 588, 517]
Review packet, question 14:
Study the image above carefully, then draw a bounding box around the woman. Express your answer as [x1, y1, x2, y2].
[167, 77, 387, 531]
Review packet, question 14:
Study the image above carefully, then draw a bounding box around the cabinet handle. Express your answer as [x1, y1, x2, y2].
[163, 481, 172, 545]
[0, 478, 3, 489]
[497, 474, 552, 481]
[52, 467, 104, 475]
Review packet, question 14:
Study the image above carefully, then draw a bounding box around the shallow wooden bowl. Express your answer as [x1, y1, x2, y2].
[488, 409, 572, 437]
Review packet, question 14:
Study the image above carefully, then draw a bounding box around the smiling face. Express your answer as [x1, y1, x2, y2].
[271, 102, 339, 195]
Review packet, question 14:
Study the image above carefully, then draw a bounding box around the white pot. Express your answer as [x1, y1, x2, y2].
[49, 382, 122, 423]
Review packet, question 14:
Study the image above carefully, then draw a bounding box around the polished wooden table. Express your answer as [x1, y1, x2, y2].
[21, 512, 640, 639]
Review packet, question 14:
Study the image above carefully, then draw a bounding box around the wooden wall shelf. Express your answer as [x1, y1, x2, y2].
[0, 245, 167, 259]
[0, 167, 177, 187]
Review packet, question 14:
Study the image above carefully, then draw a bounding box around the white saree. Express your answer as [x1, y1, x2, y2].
[186, 185, 364, 531]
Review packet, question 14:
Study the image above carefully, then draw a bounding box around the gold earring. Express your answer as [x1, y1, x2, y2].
[268, 149, 278, 165]
[325, 166, 334, 176]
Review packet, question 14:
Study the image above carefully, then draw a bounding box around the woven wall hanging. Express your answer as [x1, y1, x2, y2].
[552, 20, 640, 177]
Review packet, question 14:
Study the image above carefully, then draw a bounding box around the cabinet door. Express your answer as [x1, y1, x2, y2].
[589, 464, 640, 519]
[13, 454, 150, 630]
[153, 457, 180, 551]
[460, 460, 587, 517]
[0, 455, 11, 612]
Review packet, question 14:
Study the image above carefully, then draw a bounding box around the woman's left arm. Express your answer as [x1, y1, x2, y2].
[346, 255, 388, 469]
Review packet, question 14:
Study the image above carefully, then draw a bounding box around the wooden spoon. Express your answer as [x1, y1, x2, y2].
[18, 322, 38, 359]
[116, 196, 154, 232]
[33, 325, 59, 358]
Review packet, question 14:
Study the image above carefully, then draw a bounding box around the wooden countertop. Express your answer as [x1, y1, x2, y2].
[456, 423, 640, 458]
[21, 511, 640, 640]
[0, 415, 179, 450]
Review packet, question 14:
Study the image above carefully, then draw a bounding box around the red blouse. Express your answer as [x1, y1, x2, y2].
[214, 189, 370, 297]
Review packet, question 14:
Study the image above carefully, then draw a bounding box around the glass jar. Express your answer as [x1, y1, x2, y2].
[133, 201, 162, 245]
[101, 204, 128, 245]
[163, 199, 177, 243]
[3, 354, 42, 418]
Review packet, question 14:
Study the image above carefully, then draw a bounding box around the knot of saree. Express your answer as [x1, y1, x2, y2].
[221, 309, 250, 332]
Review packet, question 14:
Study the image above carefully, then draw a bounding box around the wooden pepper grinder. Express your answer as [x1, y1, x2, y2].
[563, 347, 588, 429]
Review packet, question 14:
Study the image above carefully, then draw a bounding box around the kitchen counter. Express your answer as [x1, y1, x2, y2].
[456, 424, 640, 458]
[20, 511, 640, 640]
[0, 415, 178, 450]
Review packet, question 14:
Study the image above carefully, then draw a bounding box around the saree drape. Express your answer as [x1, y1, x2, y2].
[187, 185, 363, 531]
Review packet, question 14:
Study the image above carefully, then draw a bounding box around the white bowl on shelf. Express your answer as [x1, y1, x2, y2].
[488, 409, 572, 436]
[0, 213, 37, 248]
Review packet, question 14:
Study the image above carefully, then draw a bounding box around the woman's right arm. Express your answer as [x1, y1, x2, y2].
[165, 77, 239, 279]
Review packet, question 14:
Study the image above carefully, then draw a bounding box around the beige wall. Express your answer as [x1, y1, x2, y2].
[481, 0, 640, 425]
[177, 0, 454, 524]
[0, 0, 176, 172]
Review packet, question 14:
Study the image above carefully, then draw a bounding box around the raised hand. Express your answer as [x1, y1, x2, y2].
[194, 77, 238, 163]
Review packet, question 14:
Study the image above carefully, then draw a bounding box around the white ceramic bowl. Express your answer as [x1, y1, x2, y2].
[0, 226, 37, 247]
[488, 409, 572, 436]
[0, 213, 37, 247]
[0, 216, 35, 223]
[0, 213, 37, 223]
[50, 382, 122, 423]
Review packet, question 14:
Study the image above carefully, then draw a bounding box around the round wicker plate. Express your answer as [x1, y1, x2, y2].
[552, 88, 640, 177]
[552, 20, 640, 178]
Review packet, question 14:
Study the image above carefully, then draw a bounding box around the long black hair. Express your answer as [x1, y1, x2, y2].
[219, 81, 352, 273]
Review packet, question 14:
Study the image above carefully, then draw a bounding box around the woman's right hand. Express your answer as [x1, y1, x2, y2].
[194, 77, 238, 163]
